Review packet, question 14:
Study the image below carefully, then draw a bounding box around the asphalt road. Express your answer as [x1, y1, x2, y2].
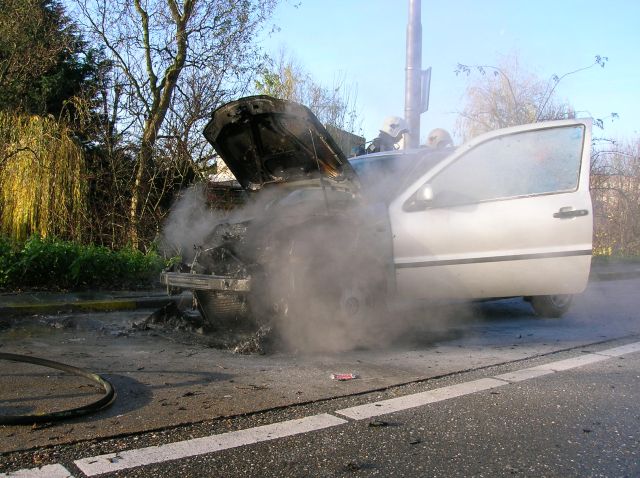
[1, 277, 639, 477]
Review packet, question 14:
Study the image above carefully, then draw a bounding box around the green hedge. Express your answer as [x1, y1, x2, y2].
[0, 236, 166, 290]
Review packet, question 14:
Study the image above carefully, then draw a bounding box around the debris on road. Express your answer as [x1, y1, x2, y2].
[368, 420, 388, 428]
[331, 373, 358, 381]
[233, 325, 272, 355]
[344, 462, 361, 472]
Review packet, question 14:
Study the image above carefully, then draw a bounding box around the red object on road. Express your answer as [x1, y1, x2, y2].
[331, 373, 358, 381]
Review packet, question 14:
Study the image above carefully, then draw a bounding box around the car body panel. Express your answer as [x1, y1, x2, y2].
[388, 119, 593, 300]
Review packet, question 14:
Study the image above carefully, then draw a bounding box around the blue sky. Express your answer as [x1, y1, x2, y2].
[259, 0, 639, 144]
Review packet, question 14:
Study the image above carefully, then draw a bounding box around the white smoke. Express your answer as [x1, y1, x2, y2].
[159, 184, 223, 263]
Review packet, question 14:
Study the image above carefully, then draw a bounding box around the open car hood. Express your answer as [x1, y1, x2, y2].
[204, 96, 358, 191]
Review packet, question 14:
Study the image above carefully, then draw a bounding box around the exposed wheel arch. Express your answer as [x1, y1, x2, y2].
[529, 294, 573, 318]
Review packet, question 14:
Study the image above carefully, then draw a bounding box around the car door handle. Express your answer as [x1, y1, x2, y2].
[553, 207, 589, 219]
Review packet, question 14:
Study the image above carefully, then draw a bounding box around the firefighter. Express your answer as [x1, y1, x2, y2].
[426, 128, 454, 149]
[366, 116, 409, 154]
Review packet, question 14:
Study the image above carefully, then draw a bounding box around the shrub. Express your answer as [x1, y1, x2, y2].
[0, 235, 167, 291]
[70, 243, 120, 288]
[0, 235, 16, 287]
[11, 236, 79, 288]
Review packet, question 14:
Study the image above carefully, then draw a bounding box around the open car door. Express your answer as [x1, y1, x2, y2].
[389, 119, 593, 301]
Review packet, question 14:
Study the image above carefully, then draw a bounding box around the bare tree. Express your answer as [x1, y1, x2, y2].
[455, 55, 608, 140]
[71, 0, 276, 247]
[255, 51, 361, 134]
[591, 140, 640, 256]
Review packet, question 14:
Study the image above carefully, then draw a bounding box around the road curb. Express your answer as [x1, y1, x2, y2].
[590, 269, 640, 282]
[0, 296, 174, 316]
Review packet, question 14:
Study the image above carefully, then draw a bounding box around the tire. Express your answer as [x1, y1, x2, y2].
[256, 218, 389, 350]
[194, 290, 250, 328]
[530, 294, 573, 318]
[335, 260, 387, 324]
[279, 251, 388, 350]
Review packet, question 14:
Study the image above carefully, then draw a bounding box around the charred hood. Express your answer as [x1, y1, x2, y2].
[204, 96, 357, 191]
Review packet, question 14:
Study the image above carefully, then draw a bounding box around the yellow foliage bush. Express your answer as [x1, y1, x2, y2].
[0, 113, 87, 241]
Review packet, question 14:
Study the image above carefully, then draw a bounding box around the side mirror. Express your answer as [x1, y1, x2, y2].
[403, 184, 435, 212]
[418, 184, 434, 203]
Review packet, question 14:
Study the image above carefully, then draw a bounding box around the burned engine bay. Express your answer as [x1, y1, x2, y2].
[161, 96, 393, 341]
[172, 182, 390, 327]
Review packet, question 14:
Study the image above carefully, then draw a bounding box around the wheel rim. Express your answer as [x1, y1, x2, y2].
[343, 296, 361, 317]
[338, 283, 368, 320]
[549, 295, 571, 308]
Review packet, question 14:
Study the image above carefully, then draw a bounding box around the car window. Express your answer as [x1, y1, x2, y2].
[351, 150, 450, 203]
[351, 154, 410, 180]
[428, 125, 585, 207]
[350, 153, 414, 202]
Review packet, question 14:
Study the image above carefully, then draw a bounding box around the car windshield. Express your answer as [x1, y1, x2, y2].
[350, 148, 452, 203]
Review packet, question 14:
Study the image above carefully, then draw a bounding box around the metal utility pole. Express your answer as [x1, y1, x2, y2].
[405, 0, 430, 149]
[404, 0, 422, 148]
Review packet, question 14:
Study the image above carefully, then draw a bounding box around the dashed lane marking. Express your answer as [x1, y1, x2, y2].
[335, 377, 507, 420]
[524, 353, 610, 372]
[594, 341, 640, 357]
[74, 413, 346, 476]
[335, 344, 637, 421]
[493, 368, 554, 383]
[0, 464, 74, 478]
[4, 340, 638, 477]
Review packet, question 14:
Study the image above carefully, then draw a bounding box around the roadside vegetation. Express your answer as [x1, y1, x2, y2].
[0, 236, 165, 291]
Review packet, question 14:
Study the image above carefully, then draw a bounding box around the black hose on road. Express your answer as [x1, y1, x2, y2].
[0, 352, 116, 425]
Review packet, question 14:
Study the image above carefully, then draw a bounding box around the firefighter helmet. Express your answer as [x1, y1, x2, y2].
[427, 128, 453, 148]
[380, 116, 409, 139]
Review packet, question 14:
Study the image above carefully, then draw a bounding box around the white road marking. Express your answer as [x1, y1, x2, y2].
[525, 353, 609, 372]
[0, 464, 74, 478]
[7, 340, 636, 477]
[337, 342, 640, 421]
[594, 341, 640, 357]
[494, 368, 554, 383]
[74, 413, 346, 476]
[335, 378, 507, 420]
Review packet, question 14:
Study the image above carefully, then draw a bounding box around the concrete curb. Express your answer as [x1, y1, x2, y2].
[590, 269, 640, 282]
[0, 296, 174, 317]
[589, 260, 640, 282]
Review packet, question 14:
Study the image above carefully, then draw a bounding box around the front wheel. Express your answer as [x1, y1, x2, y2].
[194, 290, 250, 328]
[529, 294, 573, 318]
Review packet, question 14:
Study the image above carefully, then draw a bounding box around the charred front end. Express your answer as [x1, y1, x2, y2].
[161, 96, 388, 327]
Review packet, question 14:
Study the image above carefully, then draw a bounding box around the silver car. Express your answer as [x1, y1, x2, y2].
[352, 118, 592, 317]
[161, 96, 592, 324]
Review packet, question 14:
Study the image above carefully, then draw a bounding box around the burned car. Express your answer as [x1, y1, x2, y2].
[161, 96, 593, 327]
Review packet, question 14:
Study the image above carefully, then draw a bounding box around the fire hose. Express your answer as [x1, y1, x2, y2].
[0, 352, 115, 425]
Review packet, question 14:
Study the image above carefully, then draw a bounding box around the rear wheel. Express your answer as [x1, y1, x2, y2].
[530, 294, 573, 318]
